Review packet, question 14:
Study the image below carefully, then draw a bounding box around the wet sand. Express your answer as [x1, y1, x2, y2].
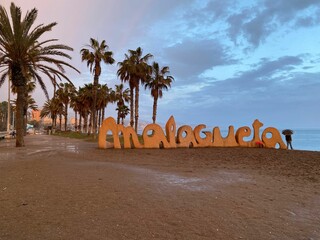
[0, 135, 320, 240]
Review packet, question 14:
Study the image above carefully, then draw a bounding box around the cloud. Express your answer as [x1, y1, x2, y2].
[163, 39, 237, 82]
[146, 0, 320, 52]
[162, 55, 306, 110]
[225, 0, 320, 47]
[205, 56, 304, 98]
[160, 58, 320, 128]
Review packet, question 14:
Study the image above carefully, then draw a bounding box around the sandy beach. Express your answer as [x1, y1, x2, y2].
[0, 135, 319, 240]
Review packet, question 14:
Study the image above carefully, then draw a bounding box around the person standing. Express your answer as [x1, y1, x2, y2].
[285, 134, 293, 150]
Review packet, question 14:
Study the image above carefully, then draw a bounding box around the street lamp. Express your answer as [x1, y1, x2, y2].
[7, 79, 11, 133]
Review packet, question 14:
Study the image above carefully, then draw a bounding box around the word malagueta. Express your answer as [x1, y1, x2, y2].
[98, 116, 286, 149]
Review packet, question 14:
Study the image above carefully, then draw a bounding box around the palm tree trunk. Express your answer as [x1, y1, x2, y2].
[102, 107, 105, 124]
[54, 116, 57, 129]
[152, 96, 158, 123]
[16, 85, 25, 147]
[87, 113, 91, 134]
[11, 63, 26, 147]
[59, 114, 62, 130]
[92, 75, 99, 136]
[97, 109, 101, 129]
[84, 115, 88, 134]
[134, 85, 139, 132]
[130, 86, 134, 128]
[24, 92, 28, 136]
[101, 107, 104, 127]
[79, 114, 82, 133]
[64, 104, 68, 131]
[75, 111, 78, 131]
[116, 102, 120, 124]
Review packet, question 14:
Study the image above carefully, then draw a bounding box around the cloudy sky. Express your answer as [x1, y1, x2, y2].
[1, 0, 320, 130]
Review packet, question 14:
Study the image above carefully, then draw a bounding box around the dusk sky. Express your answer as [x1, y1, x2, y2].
[1, 0, 320, 130]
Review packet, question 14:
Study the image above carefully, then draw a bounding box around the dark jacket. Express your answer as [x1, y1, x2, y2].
[285, 135, 292, 142]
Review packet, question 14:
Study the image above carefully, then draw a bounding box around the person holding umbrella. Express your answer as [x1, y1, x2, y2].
[282, 129, 294, 150]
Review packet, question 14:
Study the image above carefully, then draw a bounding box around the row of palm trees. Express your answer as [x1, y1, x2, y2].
[40, 82, 130, 133]
[0, 3, 174, 147]
[41, 53, 174, 134]
[81, 40, 174, 134]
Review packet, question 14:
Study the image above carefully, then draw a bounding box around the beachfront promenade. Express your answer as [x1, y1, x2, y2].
[1, 135, 319, 239]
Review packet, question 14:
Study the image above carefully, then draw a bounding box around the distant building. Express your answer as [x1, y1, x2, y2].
[70, 117, 76, 125]
[31, 109, 51, 125]
[31, 110, 41, 121]
[30, 110, 78, 130]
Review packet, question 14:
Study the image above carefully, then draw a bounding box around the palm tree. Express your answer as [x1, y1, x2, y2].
[80, 38, 115, 136]
[49, 92, 64, 130]
[40, 98, 61, 128]
[116, 105, 130, 125]
[145, 62, 174, 123]
[70, 88, 81, 131]
[96, 84, 114, 128]
[117, 56, 134, 127]
[25, 96, 38, 113]
[0, 3, 79, 147]
[78, 84, 93, 134]
[117, 47, 152, 131]
[24, 95, 38, 126]
[56, 82, 75, 130]
[114, 84, 130, 124]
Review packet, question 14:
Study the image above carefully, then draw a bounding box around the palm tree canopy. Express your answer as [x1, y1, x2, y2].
[145, 61, 174, 99]
[70, 88, 81, 112]
[40, 98, 62, 119]
[80, 38, 115, 77]
[0, 3, 79, 147]
[115, 83, 130, 105]
[77, 84, 94, 116]
[96, 83, 113, 110]
[117, 47, 153, 88]
[26, 96, 38, 111]
[0, 3, 80, 98]
[56, 82, 75, 105]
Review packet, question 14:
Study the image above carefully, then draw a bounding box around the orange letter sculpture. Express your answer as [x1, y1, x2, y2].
[98, 116, 286, 150]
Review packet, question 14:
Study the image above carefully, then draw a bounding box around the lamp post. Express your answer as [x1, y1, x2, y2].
[7, 79, 11, 133]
